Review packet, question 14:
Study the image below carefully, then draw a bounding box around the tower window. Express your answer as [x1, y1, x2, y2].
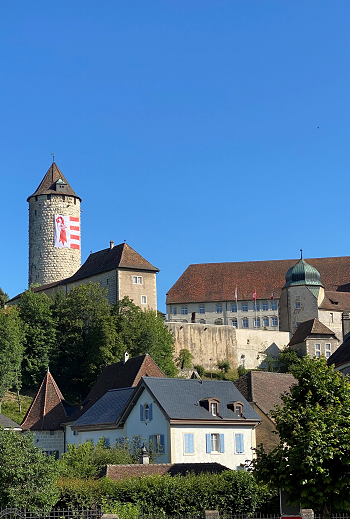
[47, 195, 51, 201]
[35, 196, 38, 201]
[74, 198, 76, 205]
[295, 302, 301, 309]
[34, 210, 37, 216]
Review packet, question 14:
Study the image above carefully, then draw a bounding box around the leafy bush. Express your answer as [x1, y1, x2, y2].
[57, 471, 279, 515]
[217, 360, 230, 373]
[194, 364, 205, 377]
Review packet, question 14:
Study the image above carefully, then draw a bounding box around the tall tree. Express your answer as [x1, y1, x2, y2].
[0, 287, 8, 309]
[51, 283, 119, 400]
[0, 428, 59, 510]
[252, 357, 350, 519]
[113, 297, 177, 377]
[0, 307, 24, 412]
[19, 289, 57, 388]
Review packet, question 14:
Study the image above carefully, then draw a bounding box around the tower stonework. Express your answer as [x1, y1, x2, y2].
[28, 162, 82, 286]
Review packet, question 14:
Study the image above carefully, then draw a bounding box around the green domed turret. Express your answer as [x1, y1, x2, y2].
[284, 258, 322, 288]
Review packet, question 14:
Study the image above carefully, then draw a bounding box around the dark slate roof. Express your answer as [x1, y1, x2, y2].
[21, 371, 76, 431]
[72, 388, 135, 427]
[288, 318, 336, 347]
[66, 243, 159, 283]
[65, 354, 165, 423]
[320, 291, 350, 311]
[0, 413, 22, 429]
[328, 336, 350, 367]
[166, 257, 350, 304]
[234, 371, 296, 416]
[27, 162, 81, 201]
[139, 378, 260, 421]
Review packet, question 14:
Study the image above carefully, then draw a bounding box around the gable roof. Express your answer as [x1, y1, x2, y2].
[327, 336, 350, 368]
[27, 162, 81, 201]
[65, 354, 165, 423]
[319, 291, 350, 311]
[122, 377, 260, 423]
[0, 412, 22, 430]
[288, 318, 336, 347]
[21, 371, 76, 431]
[166, 257, 350, 304]
[72, 387, 135, 428]
[233, 371, 296, 416]
[65, 242, 159, 283]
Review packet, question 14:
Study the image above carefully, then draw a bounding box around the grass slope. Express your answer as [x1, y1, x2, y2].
[2, 391, 33, 424]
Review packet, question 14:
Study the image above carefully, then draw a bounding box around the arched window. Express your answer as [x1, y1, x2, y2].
[232, 318, 238, 327]
[242, 318, 249, 328]
[144, 403, 149, 420]
[254, 317, 260, 328]
[272, 316, 278, 327]
[263, 316, 269, 327]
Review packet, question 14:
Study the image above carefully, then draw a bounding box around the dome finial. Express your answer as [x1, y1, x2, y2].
[300, 249, 303, 259]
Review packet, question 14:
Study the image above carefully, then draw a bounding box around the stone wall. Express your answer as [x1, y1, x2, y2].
[66, 270, 118, 305]
[166, 323, 291, 371]
[118, 269, 157, 311]
[29, 194, 81, 286]
[33, 430, 65, 459]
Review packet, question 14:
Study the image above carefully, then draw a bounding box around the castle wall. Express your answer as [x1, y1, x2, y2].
[66, 270, 118, 305]
[29, 194, 81, 286]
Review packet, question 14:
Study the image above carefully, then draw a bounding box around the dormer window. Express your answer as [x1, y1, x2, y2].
[140, 402, 153, 422]
[199, 397, 220, 416]
[228, 401, 244, 417]
[55, 179, 67, 193]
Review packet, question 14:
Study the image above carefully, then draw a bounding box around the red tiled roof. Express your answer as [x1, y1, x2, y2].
[66, 354, 165, 423]
[288, 318, 336, 347]
[320, 291, 350, 311]
[102, 462, 230, 480]
[234, 371, 296, 416]
[166, 257, 350, 304]
[21, 371, 75, 431]
[27, 162, 81, 201]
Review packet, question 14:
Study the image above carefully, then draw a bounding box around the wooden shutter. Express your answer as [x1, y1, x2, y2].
[206, 433, 211, 453]
[220, 434, 225, 453]
[140, 404, 144, 421]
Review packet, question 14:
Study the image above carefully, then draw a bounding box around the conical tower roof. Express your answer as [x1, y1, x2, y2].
[284, 258, 323, 288]
[27, 162, 81, 201]
[21, 371, 76, 430]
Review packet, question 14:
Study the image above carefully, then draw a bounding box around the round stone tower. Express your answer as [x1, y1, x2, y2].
[28, 162, 82, 286]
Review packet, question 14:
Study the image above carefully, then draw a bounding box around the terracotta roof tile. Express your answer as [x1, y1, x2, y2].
[320, 291, 350, 311]
[27, 162, 81, 201]
[21, 371, 76, 430]
[103, 462, 229, 480]
[166, 257, 350, 304]
[288, 318, 336, 347]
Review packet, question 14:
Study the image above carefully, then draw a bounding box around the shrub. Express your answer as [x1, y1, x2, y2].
[194, 364, 205, 377]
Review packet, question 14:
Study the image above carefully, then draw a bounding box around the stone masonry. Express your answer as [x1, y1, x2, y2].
[28, 194, 81, 286]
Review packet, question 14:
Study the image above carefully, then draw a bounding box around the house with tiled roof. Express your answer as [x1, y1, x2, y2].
[71, 377, 261, 471]
[234, 371, 296, 453]
[64, 353, 165, 446]
[287, 318, 339, 359]
[21, 370, 76, 458]
[327, 313, 350, 376]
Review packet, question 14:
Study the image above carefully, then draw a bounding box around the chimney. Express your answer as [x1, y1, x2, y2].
[123, 351, 129, 364]
[110, 241, 114, 249]
[139, 444, 149, 465]
[342, 312, 350, 342]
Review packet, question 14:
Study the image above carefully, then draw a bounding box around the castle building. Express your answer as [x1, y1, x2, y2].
[28, 162, 81, 286]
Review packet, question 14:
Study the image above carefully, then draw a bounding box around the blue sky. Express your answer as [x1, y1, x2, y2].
[1, 0, 350, 311]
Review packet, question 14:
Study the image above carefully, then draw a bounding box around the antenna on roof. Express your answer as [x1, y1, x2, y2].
[300, 249, 303, 259]
[124, 239, 126, 243]
[51, 153, 54, 163]
[47, 365, 50, 373]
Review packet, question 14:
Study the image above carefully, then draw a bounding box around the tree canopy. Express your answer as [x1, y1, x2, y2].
[252, 357, 350, 518]
[0, 287, 8, 309]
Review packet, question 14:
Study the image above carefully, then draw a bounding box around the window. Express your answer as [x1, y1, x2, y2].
[206, 433, 225, 453]
[262, 302, 268, 311]
[254, 302, 260, 312]
[216, 305, 222, 313]
[184, 433, 194, 454]
[73, 430, 78, 436]
[200, 319, 206, 324]
[235, 433, 244, 454]
[296, 321, 301, 328]
[43, 450, 59, 459]
[315, 344, 321, 358]
[199, 305, 205, 314]
[232, 318, 238, 327]
[47, 194, 51, 201]
[35, 196, 38, 201]
[235, 404, 243, 415]
[140, 403, 153, 422]
[330, 313, 334, 323]
[132, 276, 143, 284]
[242, 318, 249, 328]
[149, 434, 164, 454]
[271, 316, 278, 327]
[141, 296, 147, 304]
[326, 344, 331, 358]
[231, 304, 237, 313]
[103, 437, 110, 447]
[295, 302, 301, 309]
[50, 430, 55, 436]
[173, 307, 177, 315]
[211, 403, 218, 416]
[271, 301, 277, 311]
[34, 209, 37, 215]
[242, 303, 248, 312]
[254, 317, 260, 328]
[182, 307, 188, 315]
[263, 317, 269, 327]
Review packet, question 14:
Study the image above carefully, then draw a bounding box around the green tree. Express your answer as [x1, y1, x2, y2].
[0, 428, 59, 510]
[113, 297, 177, 377]
[51, 283, 119, 400]
[274, 346, 301, 373]
[0, 287, 8, 309]
[0, 307, 24, 412]
[217, 360, 230, 373]
[20, 288, 57, 388]
[252, 357, 350, 519]
[176, 349, 194, 369]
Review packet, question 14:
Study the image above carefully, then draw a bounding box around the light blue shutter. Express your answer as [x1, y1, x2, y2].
[220, 434, 225, 453]
[140, 404, 144, 421]
[149, 403, 153, 421]
[159, 434, 165, 453]
[206, 433, 211, 453]
[235, 433, 244, 453]
[185, 433, 194, 454]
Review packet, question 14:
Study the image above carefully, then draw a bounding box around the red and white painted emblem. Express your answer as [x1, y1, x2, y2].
[54, 215, 80, 250]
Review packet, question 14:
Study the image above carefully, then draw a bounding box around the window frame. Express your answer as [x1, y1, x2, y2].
[271, 316, 278, 327]
[315, 343, 321, 358]
[262, 302, 268, 311]
[242, 303, 248, 312]
[182, 307, 188, 315]
[141, 295, 147, 304]
[231, 304, 237, 313]
[271, 301, 277, 311]
[199, 305, 205, 314]
[242, 318, 249, 328]
[295, 301, 301, 309]
[216, 305, 222, 314]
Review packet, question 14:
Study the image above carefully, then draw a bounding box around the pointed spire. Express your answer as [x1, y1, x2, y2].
[27, 162, 81, 202]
